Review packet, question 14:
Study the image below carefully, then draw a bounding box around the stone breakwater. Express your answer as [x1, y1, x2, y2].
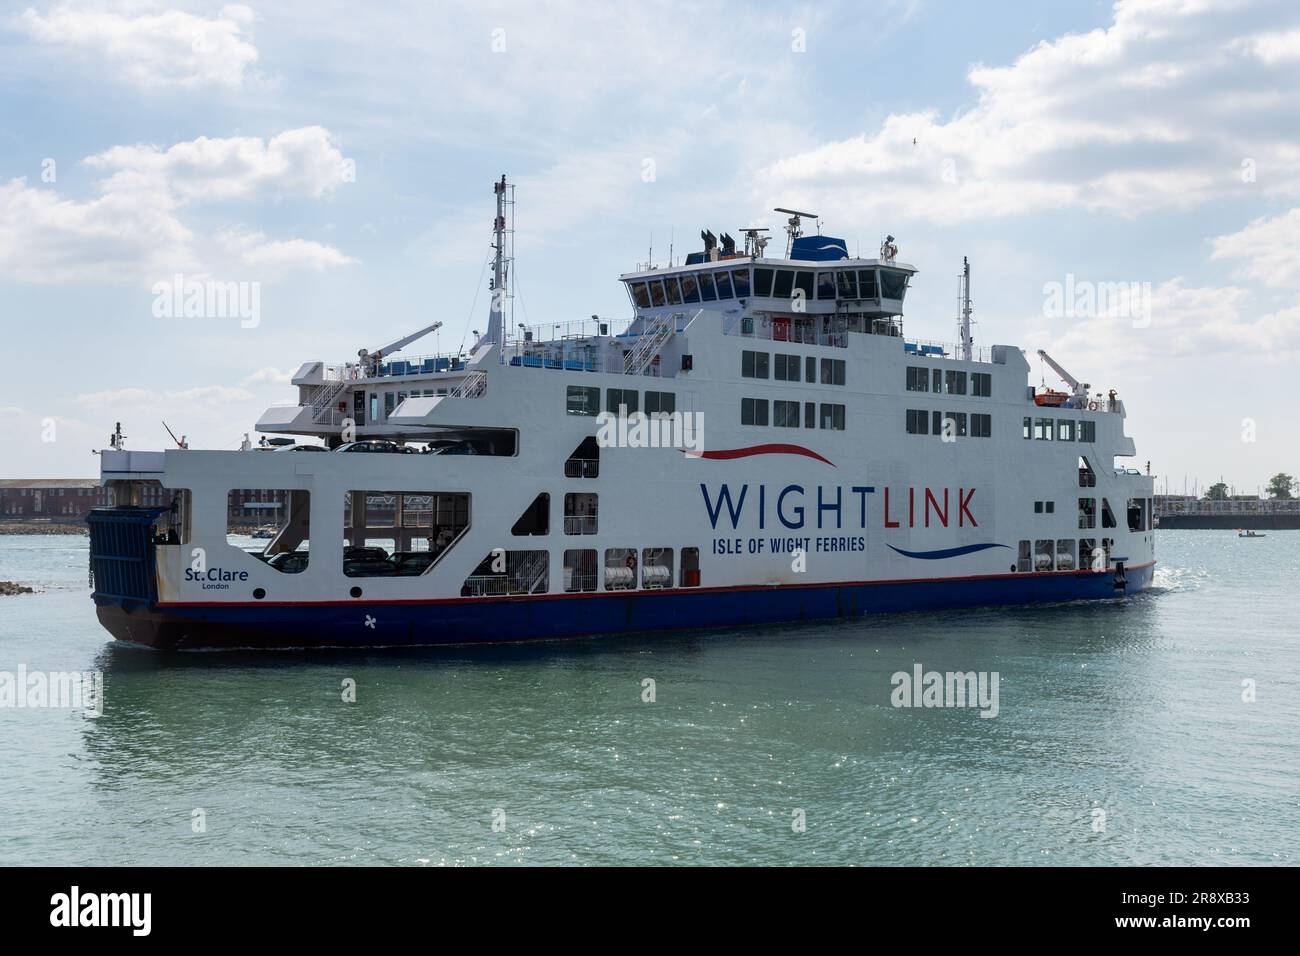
[0, 581, 36, 596]
[0, 522, 87, 536]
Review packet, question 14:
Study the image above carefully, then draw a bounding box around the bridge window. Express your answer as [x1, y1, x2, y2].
[753, 268, 775, 297]
[906, 366, 929, 392]
[699, 272, 718, 301]
[794, 271, 814, 300]
[664, 276, 683, 305]
[730, 268, 751, 297]
[837, 270, 857, 298]
[680, 273, 701, 303]
[649, 280, 666, 307]
[880, 270, 908, 299]
[774, 400, 801, 428]
[714, 271, 734, 299]
[563, 549, 597, 592]
[772, 269, 794, 299]
[566, 385, 600, 416]
[820, 403, 846, 430]
[972, 372, 992, 397]
[858, 269, 878, 298]
[817, 272, 836, 299]
[906, 409, 929, 434]
[511, 493, 549, 536]
[742, 350, 769, 379]
[606, 388, 638, 414]
[630, 282, 651, 308]
[742, 397, 769, 426]
[564, 492, 598, 535]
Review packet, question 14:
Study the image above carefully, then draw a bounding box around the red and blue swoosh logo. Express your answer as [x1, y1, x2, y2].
[685, 444, 835, 467]
[888, 543, 1009, 560]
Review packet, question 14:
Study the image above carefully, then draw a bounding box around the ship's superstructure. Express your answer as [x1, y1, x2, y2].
[88, 178, 1155, 649]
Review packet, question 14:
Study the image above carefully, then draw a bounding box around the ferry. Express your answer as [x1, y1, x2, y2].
[88, 177, 1156, 649]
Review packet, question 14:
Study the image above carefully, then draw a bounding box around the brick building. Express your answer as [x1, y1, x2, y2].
[0, 479, 111, 519]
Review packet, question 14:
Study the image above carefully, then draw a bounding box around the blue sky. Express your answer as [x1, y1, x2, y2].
[2, 0, 1300, 494]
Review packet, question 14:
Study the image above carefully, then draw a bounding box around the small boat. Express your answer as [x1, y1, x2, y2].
[250, 526, 276, 540]
[1238, 529, 1265, 538]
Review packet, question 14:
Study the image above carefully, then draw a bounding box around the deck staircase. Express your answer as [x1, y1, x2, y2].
[450, 369, 488, 398]
[309, 378, 348, 423]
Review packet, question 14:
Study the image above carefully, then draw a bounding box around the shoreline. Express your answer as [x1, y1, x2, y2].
[0, 522, 88, 535]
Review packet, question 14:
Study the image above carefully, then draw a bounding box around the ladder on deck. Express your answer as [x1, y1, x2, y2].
[310, 378, 347, 423]
[512, 550, 548, 594]
[624, 313, 675, 376]
[450, 369, 488, 398]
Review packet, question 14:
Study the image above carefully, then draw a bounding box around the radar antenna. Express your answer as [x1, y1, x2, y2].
[740, 227, 771, 258]
[774, 207, 817, 257]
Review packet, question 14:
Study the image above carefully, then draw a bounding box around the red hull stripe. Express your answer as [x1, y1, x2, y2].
[686, 444, 835, 467]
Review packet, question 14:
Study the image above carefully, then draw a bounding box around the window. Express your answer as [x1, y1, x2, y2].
[820, 358, 846, 385]
[805, 356, 817, 383]
[1079, 539, 1098, 570]
[680, 547, 701, 587]
[944, 370, 967, 395]
[971, 413, 992, 438]
[649, 280, 666, 307]
[1079, 420, 1096, 442]
[1023, 416, 1032, 439]
[228, 490, 309, 565]
[817, 272, 836, 299]
[630, 282, 651, 308]
[1102, 498, 1117, 529]
[932, 368, 943, 392]
[906, 366, 929, 392]
[714, 271, 734, 299]
[730, 268, 751, 297]
[604, 548, 639, 590]
[1046, 501, 1055, 514]
[774, 354, 800, 381]
[664, 277, 683, 305]
[564, 436, 600, 478]
[753, 268, 775, 297]
[906, 409, 929, 435]
[1078, 497, 1096, 529]
[384, 392, 396, 418]
[606, 388, 639, 414]
[645, 390, 676, 415]
[679, 273, 700, 303]
[1035, 540, 1054, 571]
[972, 372, 992, 397]
[741, 398, 769, 426]
[772, 269, 794, 299]
[564, 492, 598, 534]
[858, 269, 878, 298]
[774, 400, 801, 428]
[564, 549, 597, 593]
[794, 271, 814, 301]
[741, 350, 770, 379]
[345, 491, 470, 577]
[1034, 418, 1053, 440]
[511, 493, 549, 536]
[1057, 420, 1076, 441]
[642, 548, 674, 589]
[880, 270, 908, 299]
[1034, 501, 1043, 513]
[698, 272, 717, 301]
[566, 385, 600, 416]
[805, 402, 816, 428]
[837, 271, 857, 299]
[820, 403, 846, 430]
[933, 411, 967, 437]
[462, 549, 548, 596]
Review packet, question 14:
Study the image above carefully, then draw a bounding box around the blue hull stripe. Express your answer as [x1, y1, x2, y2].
[96, 563, 1156, 650]
[888, 543, 1011, 560]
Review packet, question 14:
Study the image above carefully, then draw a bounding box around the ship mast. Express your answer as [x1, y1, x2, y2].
[482, 174, 513, 352]
[959, 256, 973, 361]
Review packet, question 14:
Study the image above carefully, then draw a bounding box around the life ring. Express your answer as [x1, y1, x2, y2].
[1087, 400, 1099, 411]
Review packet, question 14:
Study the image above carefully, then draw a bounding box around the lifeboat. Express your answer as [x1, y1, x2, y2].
[1034, 389, 1069, 407]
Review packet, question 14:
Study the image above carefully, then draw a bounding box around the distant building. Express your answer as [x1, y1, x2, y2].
[0, 479, 110, 519]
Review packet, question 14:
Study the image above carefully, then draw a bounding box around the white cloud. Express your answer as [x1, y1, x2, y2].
[218, 227, 357, 271]
[0, 128, 354, 283]
[757, 0, 1300, 224]
[76, 385, 255, 407]
[87, 126, 352, 202]
[1209, 207, 1300, 288]
[16, 3, 259, 88]
[240, 366, 294, 387]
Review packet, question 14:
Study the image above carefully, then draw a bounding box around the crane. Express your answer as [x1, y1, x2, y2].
[358, 321, 443, 369]
[1036, 349, 1090, 402]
